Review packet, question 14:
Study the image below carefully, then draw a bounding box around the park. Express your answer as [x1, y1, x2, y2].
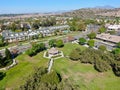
[0, 42, 120, 90]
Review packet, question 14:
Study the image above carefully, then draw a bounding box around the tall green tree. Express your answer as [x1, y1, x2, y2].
[49, 39, 56, 47]
[5, 48, 12, 65]
[5, 48, 12, 60]
[87, 39, 95, 47]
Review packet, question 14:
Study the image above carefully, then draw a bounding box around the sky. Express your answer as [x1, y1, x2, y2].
[0, 0, 120, 14]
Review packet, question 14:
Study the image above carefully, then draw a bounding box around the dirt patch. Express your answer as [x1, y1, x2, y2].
[75, 72, 105, 83]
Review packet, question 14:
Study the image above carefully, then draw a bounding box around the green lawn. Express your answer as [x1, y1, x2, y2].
[0, 52, 48, 89]
[53, 58, 120, 90]
[58, 43, 86, 56]
[52, 43, 120, 90]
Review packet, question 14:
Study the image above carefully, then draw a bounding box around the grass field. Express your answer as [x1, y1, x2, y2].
[58, 43, 86, 56]
[53, 58, 120, 90]
[52, 43, 120, 90]
[0, 52, 48, 89]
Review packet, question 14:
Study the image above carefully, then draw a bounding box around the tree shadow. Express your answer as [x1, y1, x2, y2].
[0, 72, 6, 80]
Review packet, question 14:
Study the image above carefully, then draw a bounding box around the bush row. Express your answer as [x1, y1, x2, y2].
[26, 43, 46, 57]
[69, 48, 116, 73]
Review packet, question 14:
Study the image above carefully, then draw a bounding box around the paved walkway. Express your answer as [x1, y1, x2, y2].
[0, 59, 17, 70]
[47, 58, 54, 73]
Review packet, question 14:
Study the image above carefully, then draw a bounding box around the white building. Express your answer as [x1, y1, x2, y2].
[107, 25, 120, 31]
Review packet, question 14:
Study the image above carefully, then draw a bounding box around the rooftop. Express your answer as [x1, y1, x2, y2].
[96, 33, 120, 43]
[48, 47, 59, 55]
[108, 25, 120, 30]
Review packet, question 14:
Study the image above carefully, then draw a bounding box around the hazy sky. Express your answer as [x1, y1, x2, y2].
[0, 0, 120, 14]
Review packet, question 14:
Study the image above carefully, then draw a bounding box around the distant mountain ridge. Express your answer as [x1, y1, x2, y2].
[94, 5, 115, 9]
[62, 7, 120, 18]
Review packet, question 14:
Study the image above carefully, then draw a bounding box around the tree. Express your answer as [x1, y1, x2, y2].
[0, 36, 5, 47]
[4, 48, 12, 66]
[41, 71, 61, 85]
[98, 26, 106, 33]
[69, 49, 81, 61]
[20, 67, 47, 90]
[56, 40, 64, 48]
[49, 39, 56, 47]
[77, 22, 86, 31]
[117, 42, 120, 48]
[10, 23, 17, 32]
[79, 38, 86, 45]
[26, 49, 36, 57]
[112, 48, 120, 55]
[69, 20, 77, 31]
[5, 48, 12, 60]
[87, 32, 96, 39]
[26, 43, 46, 57]
[87, 39, 95, 47]
[32, 22, 39, 29]
[98, 45, 106, 51]
[112, 62, 120, 76]
[94, 60, 111, 72]
[0, 55, 3, 67]
[115, 54, 120, 61]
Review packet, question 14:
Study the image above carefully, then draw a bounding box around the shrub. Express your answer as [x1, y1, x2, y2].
[69, 49, 81, 61]
[117, 42, 120, 48]
[87, 32, 96, 39]
[112, 48, 120, 55]
[80, 48, 99, 64]
[98, 26, 106, 33]
[26, 43, 46, 57]
[107, 30, 116, 35]
[20, 67, 47, 90]
[112, 62, 120, 76]
[94, 60, 111, 72]
[87, 39, 95, 47]
[26, 49, 36, 57]
[98, 45, 106, 51]
[56, 40, 64, 48]
[41, 71, 61, 85]
[49, 39, 56, 47]
[115, 54, 120, 61]
[79, 38, 86, 45]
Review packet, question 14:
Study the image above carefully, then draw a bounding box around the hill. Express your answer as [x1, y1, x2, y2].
[62, 8, 120, 18]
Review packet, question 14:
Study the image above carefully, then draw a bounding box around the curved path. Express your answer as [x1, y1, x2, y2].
[0, 59, 17, 70]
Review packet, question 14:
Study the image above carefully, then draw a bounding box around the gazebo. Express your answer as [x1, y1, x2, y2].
[44, 47, 64, 59]
[48, 47, 59, 56]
